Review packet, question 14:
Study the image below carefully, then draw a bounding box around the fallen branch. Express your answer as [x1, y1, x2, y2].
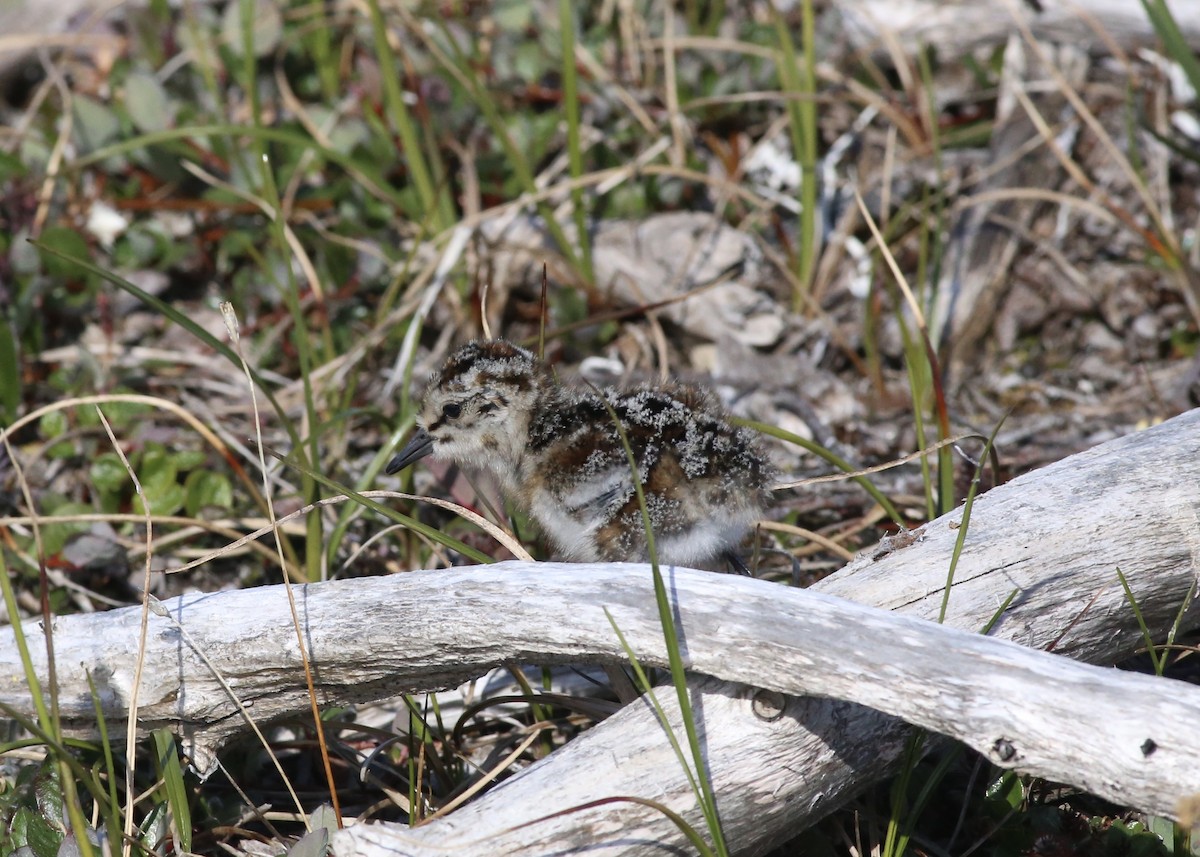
[837, 0, 1200, 59]
[1, 410, 1197, 855]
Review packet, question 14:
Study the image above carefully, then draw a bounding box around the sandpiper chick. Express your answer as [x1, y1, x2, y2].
[386, 339, 774, 568]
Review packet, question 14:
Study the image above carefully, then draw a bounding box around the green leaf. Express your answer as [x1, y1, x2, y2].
[97, 397, 152, 429]
[328, 116, 370, 156]
[39, 503, 93, 556]
[30, 237, 305, 459]
[71, 95, 122, 153]
[513, 40, 546, 82]
[173, 449, 208, 471]
[134, 481, 185, 517]
[40, 412, 76, 458]
[290, 808, 339, 857]
[1144, 815, 1176, 850]
[222, 0, 282, 58]
[124, 72, 173, 134]
[36, 227, 91, 279]
[493, 0, 533, 31]
[184, 470, 233, 517]
[138, 446, 178, 495]
[138, 802, 169, 852]
[13, 806, 64, 857]
[134, 445, 186, 515]
[33, 768, 65, 834]
[10, 227, 39, 275]
[112, 224, 162, 268]
[984, 770, 1024, 811]
[0, 147, 28, 181]
[38, 410, 68, 440]
[308, 803, 339, 836]
[288, 828, 330, 857]
[45, 438, 76, 460]
[90, 452, 130, 494]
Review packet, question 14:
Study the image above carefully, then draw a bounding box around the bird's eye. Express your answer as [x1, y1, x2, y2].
[442, 403, 462, 420]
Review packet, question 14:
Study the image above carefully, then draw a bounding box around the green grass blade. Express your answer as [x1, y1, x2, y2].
[894, 307, 937, 521]
[559, 0, 593, 282]
[772, 1, 819, 310]
[365, 0, 453, 229]
[914, 47, 956, 516]
[882, 729, 925, 857]
[595, 389, 728, 856]
[0, 702, 113, 854]
[153, 728, 193, 853]
[236, 0, 327, 583]
[981, 588, 1020, 635]
[0, 317, 20, 424]
[326, 414, 417, 573]
[1115, 566, 1163, 676]
[303, 2, 340, 102]
[602, 611, 717, 857]
[1166, 577, 1198, 651]
[268, 447, 495, 565]
[898, 742, 963, 857]
[419, 14, 583, 276]
[0, 551, 53, 736]
[68, 124, 410, 211]
[1140, 0, 1200, 103]
[30, 239, 305, 456]
[31, 239, 312, 574]
[739, 417, 904, 524]
[937, 417, 1005, 624]
[85, 671, 125, 851]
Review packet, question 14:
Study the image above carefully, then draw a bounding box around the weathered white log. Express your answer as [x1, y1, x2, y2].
[334, 583, 1200, 857]
[336, 408, 1200, 856]
[836, 0, 1200, 59]
[1, 409, 1197, 855]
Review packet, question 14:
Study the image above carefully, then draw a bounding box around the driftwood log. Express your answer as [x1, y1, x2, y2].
[836, 0, 1200, 58]
[5, 0, 1200, 78]
[1, 409, 1198, 854]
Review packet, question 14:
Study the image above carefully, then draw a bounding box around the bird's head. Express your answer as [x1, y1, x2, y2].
[386, 340, 549, 483]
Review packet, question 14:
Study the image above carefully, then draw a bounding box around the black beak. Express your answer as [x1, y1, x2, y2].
[385, 428, 435, 474]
